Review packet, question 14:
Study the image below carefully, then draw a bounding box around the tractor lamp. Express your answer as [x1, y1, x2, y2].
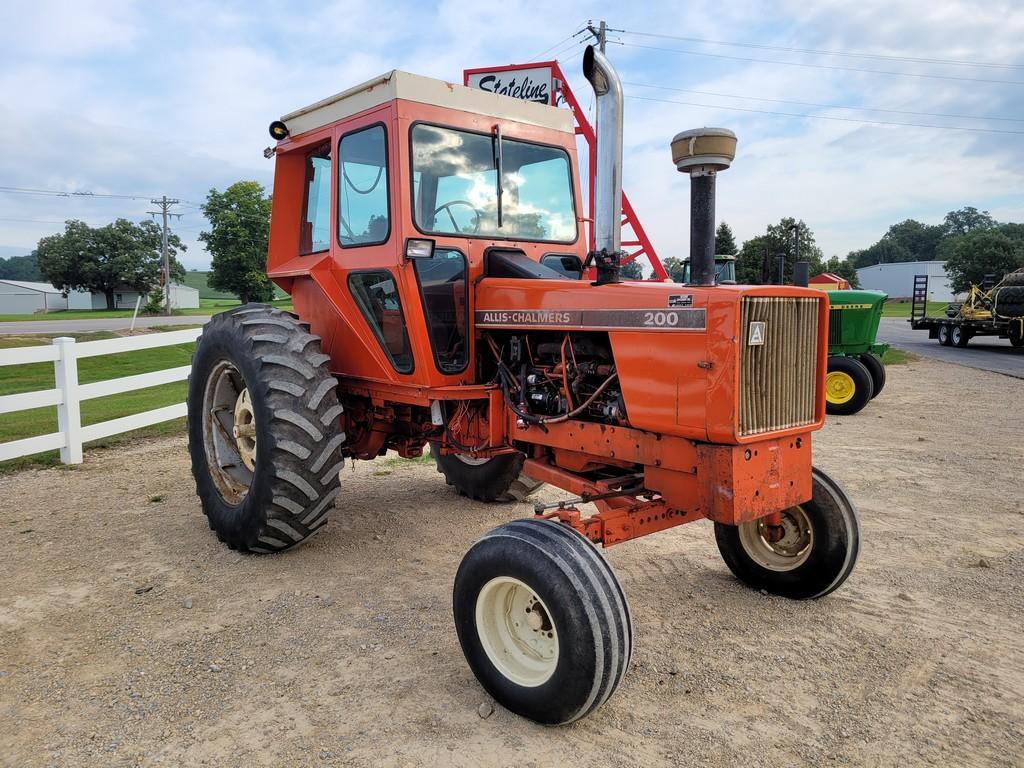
[269, 120, 289, 141]
[404, 238, 435, 260]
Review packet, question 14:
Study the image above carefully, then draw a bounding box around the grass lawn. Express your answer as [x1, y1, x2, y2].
[880, 347, 919, 365]
[881, 299, 948, 318]
[0, 298, 293, 323]
[0, 331, 196, 473]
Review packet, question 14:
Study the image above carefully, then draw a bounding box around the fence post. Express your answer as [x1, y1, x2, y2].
[53, 336, 83, 464]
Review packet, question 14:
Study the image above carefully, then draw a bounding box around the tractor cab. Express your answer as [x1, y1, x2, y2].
[265, 70, 586, 388]
[679, 254, 737, 284]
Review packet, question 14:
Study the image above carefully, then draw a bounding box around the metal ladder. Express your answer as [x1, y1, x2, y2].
[910, 275, 929, 323]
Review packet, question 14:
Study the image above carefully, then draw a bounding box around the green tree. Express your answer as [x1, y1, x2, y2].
[36, 219, 185, 310]
[200, 181, 274, 304]
[0, 252, 43, 281]
[714, 221, 738, 255]
[940, 230, 1024, 292]
[735, 218, 823, 284]
[736, 235, 770, 284]
[661, 257, 686, 282]
[943, 206, 996, 236]
[620, 258, 644, 280]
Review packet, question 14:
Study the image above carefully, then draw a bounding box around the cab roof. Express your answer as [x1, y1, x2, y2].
[280, 70, 574, 138]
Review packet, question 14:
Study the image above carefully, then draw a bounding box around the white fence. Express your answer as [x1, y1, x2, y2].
[0, 328, 202, 464]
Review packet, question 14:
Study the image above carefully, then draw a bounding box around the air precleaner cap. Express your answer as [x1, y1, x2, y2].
[671, 127, 737, 174]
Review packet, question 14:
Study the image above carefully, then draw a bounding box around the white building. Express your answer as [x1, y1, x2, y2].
[856, 261, 954, 302]
[72, 283, 200, 311]
[0, 280, 91, 314]
[0, 279, 199, 314]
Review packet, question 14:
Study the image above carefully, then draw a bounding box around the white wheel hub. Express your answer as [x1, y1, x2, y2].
[475, 577, 559, 687]
[738, 506, 814, 572]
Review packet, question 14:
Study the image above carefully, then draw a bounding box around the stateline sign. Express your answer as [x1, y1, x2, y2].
[464, 65, 559, 106]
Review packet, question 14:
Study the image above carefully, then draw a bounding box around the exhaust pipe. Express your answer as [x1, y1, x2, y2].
[671, 128, 737, 286]
[583, 45, 624, 284]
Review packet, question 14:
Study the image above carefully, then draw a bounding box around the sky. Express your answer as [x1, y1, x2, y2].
[1, 0, 1022, 271]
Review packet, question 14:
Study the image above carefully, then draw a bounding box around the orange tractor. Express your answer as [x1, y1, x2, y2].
[187, 46, 859, 725]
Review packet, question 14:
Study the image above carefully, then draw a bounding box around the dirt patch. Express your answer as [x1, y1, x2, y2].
[1, 358, 1022, 767]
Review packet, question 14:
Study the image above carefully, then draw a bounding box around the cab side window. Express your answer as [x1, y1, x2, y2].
[301, 143, 331, 254]
[338, 125, 390, 246]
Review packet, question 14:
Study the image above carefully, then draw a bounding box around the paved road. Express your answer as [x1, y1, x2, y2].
[877, 317, 1024, 378]
[0, 315, 212, 335]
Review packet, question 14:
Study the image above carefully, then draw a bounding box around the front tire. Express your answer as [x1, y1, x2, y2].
[714, 467, 860, 599]
[187, 304, 345, 552]
[453, 519, 632, 725]
[825, 356, 874, 415]
[434, 449, 542, 502]
[951, 325, 970, 347]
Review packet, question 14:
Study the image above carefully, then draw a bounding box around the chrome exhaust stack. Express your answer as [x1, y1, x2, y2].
[671, 128, 737, 286]
[582, 45, 625, 284]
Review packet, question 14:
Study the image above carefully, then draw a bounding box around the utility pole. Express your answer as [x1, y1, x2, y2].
[586, 19, 620, 52]
[148, 196, 181, 315]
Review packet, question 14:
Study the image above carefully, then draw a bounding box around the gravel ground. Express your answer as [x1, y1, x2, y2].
[1, 357, 1022, 767]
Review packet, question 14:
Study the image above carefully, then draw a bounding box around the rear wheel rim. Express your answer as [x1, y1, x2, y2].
[737, 506, 814, 572]
[475, 576, 559, 687]
[202, 360, 255, 504]
[825, 371, 855, 404]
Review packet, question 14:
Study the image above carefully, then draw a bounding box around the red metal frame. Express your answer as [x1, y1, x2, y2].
[463, 61, 668, 280]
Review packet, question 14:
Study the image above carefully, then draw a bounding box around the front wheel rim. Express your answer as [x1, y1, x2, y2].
[475, 577, 559, 687]
[738, 506, 814, 571]
[825, 371, 856, 404]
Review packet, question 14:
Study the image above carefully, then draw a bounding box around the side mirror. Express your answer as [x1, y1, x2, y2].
[404, 238, 435, 260]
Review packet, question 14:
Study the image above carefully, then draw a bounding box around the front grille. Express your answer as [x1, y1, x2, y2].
[828, 308, 843, 346]
[739, 296, 820, 436]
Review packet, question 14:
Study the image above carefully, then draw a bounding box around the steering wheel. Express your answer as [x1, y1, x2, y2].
[432, 200, 483, 234]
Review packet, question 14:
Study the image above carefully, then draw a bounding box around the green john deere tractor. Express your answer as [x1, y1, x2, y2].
[825, 289, 889, 415]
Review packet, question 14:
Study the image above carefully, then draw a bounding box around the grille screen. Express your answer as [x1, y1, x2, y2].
[828, 308, 842, 346]
[739, 296, 820, 436]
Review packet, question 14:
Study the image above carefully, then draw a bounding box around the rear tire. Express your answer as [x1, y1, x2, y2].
[433, 449, 542, 502]
[825, 356, 873, 416]
[714, 466, 860, 599]
[951, 325, 970, 347]
[857, 353, 886, 399]
[453, 519, 632, 724]
[187, 304, 345, 552]
[938, 324, 953, 346]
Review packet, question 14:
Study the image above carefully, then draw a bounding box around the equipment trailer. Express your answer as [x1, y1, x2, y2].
[910, 273, 1024, 349]
[186, 46, 861, 725]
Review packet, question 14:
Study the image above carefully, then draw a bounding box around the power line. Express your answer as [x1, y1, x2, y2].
[0, 185, 162, 200]
[619, 29, 1024, 70]
[623, 81, 1024, 123]
[527, 24, 588, 62]
[626, 93, 1024, 135]
[616, 41, 1024, 86]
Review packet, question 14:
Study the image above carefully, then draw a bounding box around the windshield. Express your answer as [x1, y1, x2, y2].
[411, 124, 576, 243]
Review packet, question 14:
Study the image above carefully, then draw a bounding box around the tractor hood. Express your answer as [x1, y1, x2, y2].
[475, 278, 829, 444]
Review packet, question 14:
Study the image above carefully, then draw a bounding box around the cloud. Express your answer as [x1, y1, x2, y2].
[0, 0, 1022, 270]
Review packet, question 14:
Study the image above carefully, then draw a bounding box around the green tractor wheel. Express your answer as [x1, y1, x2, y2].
[825, 356, 874, 416]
